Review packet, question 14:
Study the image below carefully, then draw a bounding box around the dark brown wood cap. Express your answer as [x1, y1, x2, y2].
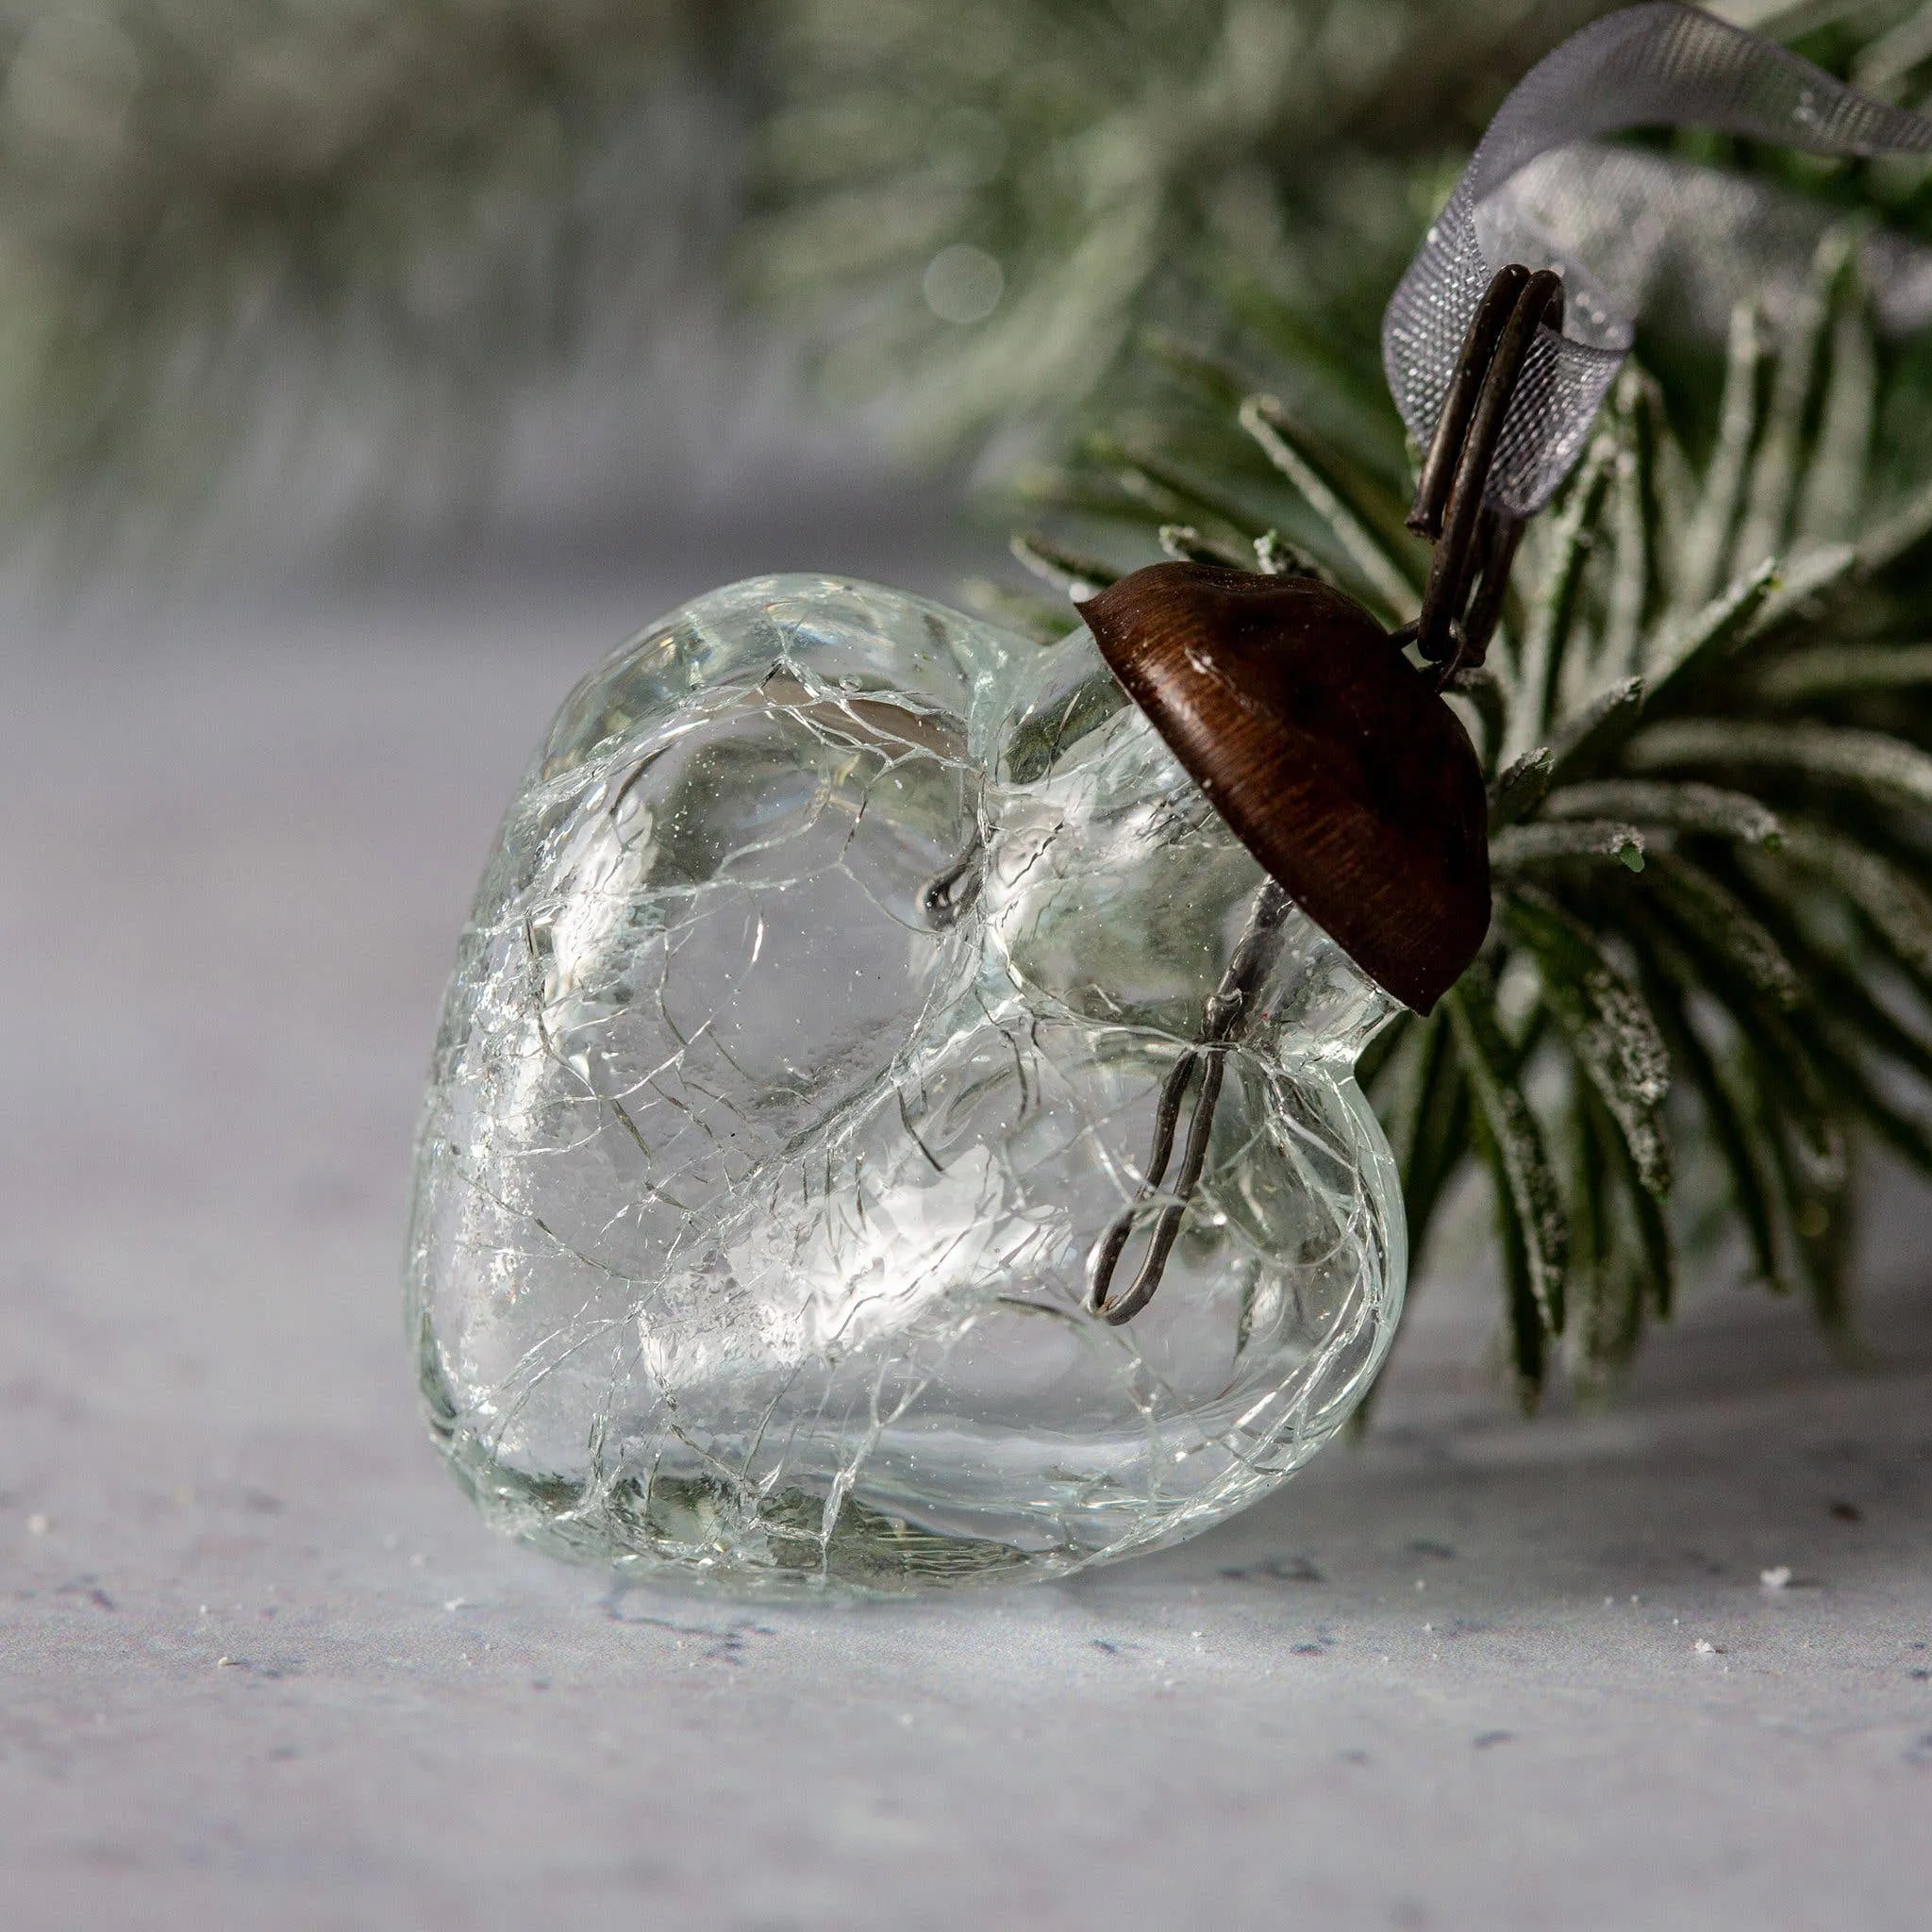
[1077, 562, 1491, 1014]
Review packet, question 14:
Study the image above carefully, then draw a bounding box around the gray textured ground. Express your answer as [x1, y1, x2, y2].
[5, 550, 1931, 1931]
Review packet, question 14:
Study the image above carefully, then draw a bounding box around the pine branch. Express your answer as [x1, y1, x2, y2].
[0, 0, 740, 540]
[1009, 1, 1932, 1397]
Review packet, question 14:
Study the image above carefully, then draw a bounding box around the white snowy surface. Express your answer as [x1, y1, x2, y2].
[4, 561, 1931, 1932]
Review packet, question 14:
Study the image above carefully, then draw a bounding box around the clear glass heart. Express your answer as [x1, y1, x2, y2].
[408, 575, 1406, 1595]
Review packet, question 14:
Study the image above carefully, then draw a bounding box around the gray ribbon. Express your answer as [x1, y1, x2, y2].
[1383, 2, 1932, 518]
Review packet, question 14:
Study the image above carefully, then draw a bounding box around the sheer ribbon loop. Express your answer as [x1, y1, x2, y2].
[1383, 3, 1932, 519]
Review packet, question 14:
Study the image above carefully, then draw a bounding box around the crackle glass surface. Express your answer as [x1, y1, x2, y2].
[407, 575, 1407, 1594]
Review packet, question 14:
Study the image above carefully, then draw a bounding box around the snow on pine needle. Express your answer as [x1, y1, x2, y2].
[999, 242, 1932, 1401]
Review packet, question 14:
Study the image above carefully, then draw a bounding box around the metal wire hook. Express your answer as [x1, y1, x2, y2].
[1088, 880, 1292, 1324]
[1406, 265, 1564, 681]
[1089, 271, 1558, 1324]
[921, 827, 984, 929]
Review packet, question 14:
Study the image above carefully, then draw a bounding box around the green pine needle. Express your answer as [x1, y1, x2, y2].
[1007, 63, 1932, 1396]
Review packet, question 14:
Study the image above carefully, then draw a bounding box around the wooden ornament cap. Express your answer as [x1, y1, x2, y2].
[1077, 562, 1491, 1014]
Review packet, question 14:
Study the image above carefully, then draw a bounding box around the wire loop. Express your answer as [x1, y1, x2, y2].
[1408, 266, 1563, 680]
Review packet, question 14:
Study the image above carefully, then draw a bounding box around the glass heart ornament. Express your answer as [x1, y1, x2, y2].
[406, 561, 1491, 1595]
[405, 0, 1932, 1595]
